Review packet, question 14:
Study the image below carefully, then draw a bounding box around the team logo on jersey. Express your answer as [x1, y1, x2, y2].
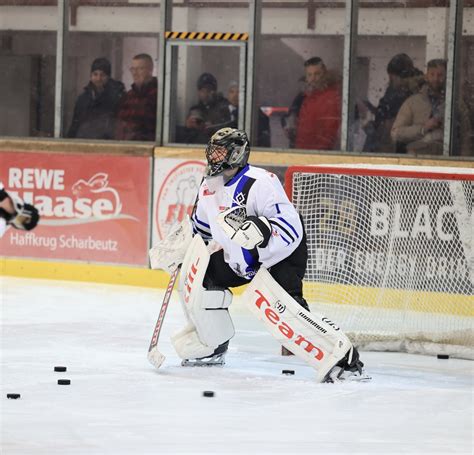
[234, 192, 246, 206]
[203, 186, 215, 196]
[154, 160, 206, 240]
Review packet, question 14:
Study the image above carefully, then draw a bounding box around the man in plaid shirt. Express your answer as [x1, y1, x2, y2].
[116, 54, 158, 141]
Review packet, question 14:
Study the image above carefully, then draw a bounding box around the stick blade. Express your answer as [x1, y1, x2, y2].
[148, 348, 166, 369]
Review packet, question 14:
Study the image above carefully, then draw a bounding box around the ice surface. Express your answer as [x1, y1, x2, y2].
[1, 277, 472, 454]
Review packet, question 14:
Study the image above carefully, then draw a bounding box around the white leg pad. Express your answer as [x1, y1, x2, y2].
[175, 235, 235, 359]
[171, 323, 216, 360]
[191, 289, 234, 348]
[242, 268, 352, 382]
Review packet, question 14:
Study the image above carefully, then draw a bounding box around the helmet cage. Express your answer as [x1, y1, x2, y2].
[205, 128, 250, 177]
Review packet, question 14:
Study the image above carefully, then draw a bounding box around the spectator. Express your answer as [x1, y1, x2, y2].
[362, 53, 423, 153]
[391, 59, 471, 155]
[176, 73, 228, 144]
[226, 81, 239, 127]
[289, 57, 342, 150]
[67, 58, 125, 139]
[116, 54, 158, 141]
[223, 81, 271, 147]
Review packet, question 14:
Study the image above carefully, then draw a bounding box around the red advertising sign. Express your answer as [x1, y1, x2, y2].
[0, 151, 151, 265]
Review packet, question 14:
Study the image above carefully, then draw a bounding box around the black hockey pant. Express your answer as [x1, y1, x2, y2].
[203, 230, 309, 310]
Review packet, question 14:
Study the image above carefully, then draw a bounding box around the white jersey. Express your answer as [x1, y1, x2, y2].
[0, 182, 8, 238]
[0, 217, 7, 238]
[191, 164, 304, 279]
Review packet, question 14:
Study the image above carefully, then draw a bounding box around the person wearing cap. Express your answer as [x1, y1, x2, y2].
[67, 57, 125, 139]
[177, 73, 229, 144]
[116, 53, 158, 141]
[362, 53, 424, 153]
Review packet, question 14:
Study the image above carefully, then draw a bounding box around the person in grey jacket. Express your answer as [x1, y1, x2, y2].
[391, 59, 471, 156]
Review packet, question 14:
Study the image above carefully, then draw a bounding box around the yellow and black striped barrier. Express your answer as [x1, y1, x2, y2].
[165, 31, 248, 41]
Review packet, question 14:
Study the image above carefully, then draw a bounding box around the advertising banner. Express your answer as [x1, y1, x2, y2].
[0, 151, 151, 265]
[293, 171, 473, 294]
[152, 158, 206, 244]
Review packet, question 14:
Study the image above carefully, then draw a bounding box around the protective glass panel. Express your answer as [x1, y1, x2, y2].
[0, 4, 57, 137]
[168, 44, 241, 145]
[171, 1, 249, 33]
[456, 6, 474, 157]
[255, 2, 345, 150]
[62, 2, 160, 141]
[351, 2, 449, 155]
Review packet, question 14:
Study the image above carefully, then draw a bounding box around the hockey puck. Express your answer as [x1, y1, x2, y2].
[282, 369, 295, 375]
[202, 391, 215, 397]
[7, 393, 21, 399]
[54, 366, 67, 372]
[57, 379, 71, 385]
[437, 354, 450, 359]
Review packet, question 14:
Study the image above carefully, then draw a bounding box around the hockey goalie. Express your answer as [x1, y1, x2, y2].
[149, 127, 370, 383]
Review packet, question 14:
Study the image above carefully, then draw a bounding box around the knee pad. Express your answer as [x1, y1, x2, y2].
[191, 288, 234, 348]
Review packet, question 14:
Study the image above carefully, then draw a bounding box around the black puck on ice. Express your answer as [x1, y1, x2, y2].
[437, 354, 449, 359]
[282, 369, 295, 375]
[7, 393, 21, 399]
[202, 391, 215, 397]
[54, 366, 67, 372]
[58, 379, 71, 385]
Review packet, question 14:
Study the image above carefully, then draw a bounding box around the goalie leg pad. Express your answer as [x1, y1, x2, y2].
[175, 235, 235, 360]
[242, 267, 352, 383]
[171, 323, 217, 360]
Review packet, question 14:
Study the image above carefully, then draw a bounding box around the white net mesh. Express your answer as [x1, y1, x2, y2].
[288, 165, 474, 359]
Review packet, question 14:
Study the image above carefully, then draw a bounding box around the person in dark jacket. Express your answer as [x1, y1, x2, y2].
[67, 57, 125, 139]
[362, 53, 424, 154]
[116, 54, 158, 141]
[175, 73, 229, 144]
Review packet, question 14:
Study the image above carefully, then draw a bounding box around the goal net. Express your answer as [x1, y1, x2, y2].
[285, 164, 473, 359]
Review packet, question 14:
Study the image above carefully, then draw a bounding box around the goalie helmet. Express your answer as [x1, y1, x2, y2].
[205, 128, 250, 177]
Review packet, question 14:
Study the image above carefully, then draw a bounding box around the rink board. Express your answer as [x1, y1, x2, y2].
[2, 257, 472, 318]
[303, 281, 473, 317]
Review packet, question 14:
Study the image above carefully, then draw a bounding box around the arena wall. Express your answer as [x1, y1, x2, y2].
[1, 138, 473, 289]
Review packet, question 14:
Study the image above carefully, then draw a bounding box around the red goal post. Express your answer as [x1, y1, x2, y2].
[285, 164, 474, 359]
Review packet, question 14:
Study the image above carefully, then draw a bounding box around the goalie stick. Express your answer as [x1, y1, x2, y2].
[147, 177, 203, 369]
[147, 265, 181, 368]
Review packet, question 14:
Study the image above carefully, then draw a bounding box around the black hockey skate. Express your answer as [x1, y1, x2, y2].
[181, 341, 228, 367]
[323, 347, 371, 383]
